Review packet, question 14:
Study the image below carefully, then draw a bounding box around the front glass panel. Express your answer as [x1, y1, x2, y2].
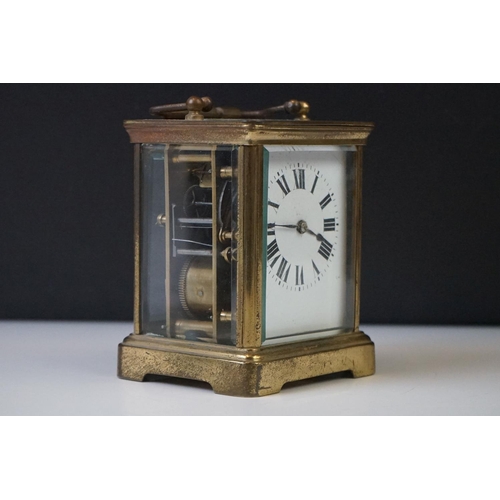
[263, 145, 356, 345]
[140, 144, 238, 345]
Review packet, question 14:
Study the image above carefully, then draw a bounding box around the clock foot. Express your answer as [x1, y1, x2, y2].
[118, 331, 375, 397]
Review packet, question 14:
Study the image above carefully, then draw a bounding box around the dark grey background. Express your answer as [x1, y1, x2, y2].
[1, 84, 498, 324]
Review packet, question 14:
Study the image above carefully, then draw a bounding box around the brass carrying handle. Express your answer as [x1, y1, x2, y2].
[149, 96, 310, 121]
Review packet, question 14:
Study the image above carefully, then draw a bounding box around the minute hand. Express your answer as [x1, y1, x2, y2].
[268, 223, 298, 229]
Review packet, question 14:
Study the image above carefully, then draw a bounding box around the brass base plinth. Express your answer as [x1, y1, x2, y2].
[118, 331, 375, 397]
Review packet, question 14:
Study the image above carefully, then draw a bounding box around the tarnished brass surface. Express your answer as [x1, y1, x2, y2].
[150, 96, 213, 120]
[124, 120, 374, 146]
[124, 114, 375, 396]
[236, 146, 264, 348]
[118, 331, 375, 397]
[149, 96, 310, 121]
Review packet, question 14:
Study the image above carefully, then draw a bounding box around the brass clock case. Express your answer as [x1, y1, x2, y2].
[118, 97, 375, 396]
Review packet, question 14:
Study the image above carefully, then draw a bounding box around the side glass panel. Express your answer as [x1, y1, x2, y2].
[262, 145, 356, 345]
[140, 144, 166, 336]
[140, 144, 238, 345]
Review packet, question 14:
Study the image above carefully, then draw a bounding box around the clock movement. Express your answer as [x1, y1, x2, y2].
[118, 96, 375, 396]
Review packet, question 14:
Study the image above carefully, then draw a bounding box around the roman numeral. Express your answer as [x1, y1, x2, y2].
[268, 200, 279, 210]
[267, 239, 279, 261]
[311, 175, 319, 194]
[295, 265, 304, 286]
[270, 255, 280, 268]
[277, 258, 291, 282]
[324, 218, 336, 231]
[293, 169, 305, 190]
[320, 194, 332, 210]
[277, 175, 291, 196]
[318, 239, 333, 260]
[312, 260, 320, 276]
[267, 226, 276, 236]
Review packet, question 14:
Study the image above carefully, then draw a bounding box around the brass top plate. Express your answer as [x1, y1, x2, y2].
[124, 119, 374, 145]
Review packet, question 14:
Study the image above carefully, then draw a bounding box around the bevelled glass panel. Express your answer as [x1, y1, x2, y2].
[140, 144, 238, 345]
[140, 144, 166, 336]
[262, 145, 357, 345]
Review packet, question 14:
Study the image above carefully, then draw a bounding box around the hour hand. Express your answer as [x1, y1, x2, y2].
[268, 223, 298, 229]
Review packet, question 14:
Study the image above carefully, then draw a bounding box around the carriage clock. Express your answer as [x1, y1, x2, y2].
[118, 96, 375, 397]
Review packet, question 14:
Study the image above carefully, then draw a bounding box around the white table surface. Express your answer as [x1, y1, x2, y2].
[1, 321, 499, 415]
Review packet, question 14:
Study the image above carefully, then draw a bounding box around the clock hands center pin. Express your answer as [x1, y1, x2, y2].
[268, 221, 327, 244]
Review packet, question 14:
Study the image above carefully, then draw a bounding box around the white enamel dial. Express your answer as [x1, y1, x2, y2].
[267, 164, 337, 290]
[263, 145, 355, 344]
